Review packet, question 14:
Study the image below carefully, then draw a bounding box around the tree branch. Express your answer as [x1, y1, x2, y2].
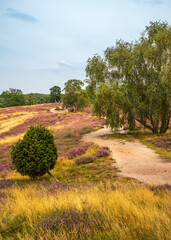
[134, 117, 155, 132]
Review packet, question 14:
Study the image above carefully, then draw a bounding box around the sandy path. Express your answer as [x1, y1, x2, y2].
[83, 127, 171, 185]
[50, 108, 66, 114]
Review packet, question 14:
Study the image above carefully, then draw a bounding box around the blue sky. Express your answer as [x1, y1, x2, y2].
[0, 0, 170, 94]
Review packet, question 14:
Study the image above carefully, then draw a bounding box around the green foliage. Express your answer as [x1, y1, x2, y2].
[0, 96, 5, 108]
[1, 88, 26, 107]
[25, 93, 50, 105]
[26, 93, 37, 105]
[85, 55, 109, 101]
[86, 21, 171, 133]
[62, 79, 90, 111]
[11, 126, 57, 178]
[75, 155, 96, 165]
[50, 86, 61, 103]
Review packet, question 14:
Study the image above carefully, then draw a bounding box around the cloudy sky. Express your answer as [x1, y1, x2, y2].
[0, 0, 171, 94]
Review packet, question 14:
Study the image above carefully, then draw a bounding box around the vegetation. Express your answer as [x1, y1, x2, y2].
[11, 125, 57, 178]
[62, 79, 90, 112]
[0, 103, 103, 174]
[0, 103, 170, 239]
[25, 93, 50, 105]
[1, 88, 26, 108]
[50, 86, 61, 103]
[0, 89, 53, 108]
[75, 154, 96, 165]
[0, 183, 170, 240]
[86, 21, 171, 133]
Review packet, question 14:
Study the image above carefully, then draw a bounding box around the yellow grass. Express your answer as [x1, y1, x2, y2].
[0, 133, 24, 145]
[0, 114, 7, 121]
[0, 112, 36, 135]
[48, 125, 64, 131]
[0, 183, 170, 239]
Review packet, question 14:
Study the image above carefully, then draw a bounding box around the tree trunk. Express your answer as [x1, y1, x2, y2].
[160, 115, 170, 133]
[135, 118, 158, 133]
[47, 171, 59, 182]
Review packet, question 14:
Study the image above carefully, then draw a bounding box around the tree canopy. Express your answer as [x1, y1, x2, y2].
[62, 79, 90, 112]
[50, 86, 61, 103]
[1, 88, 26, 107]
[11, 125, 57, 179]
[86, 21, 171, 133]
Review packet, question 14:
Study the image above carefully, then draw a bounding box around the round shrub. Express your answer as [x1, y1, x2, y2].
[11, 125, 57, 178]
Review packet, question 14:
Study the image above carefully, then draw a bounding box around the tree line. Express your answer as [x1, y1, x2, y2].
[0, 87, 60, 108]
[0, 81, 89, 111]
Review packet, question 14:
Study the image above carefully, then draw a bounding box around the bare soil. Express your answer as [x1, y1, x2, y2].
[83, 126, 171, 185]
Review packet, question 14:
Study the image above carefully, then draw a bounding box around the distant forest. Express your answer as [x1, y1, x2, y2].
[0, 86, 61, 108]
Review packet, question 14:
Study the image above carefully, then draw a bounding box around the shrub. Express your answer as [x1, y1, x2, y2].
[11, 125, 57, 178]
[75, 155, 96, 165]
[97, 146, 110, 157]
[64, 142, 93, 159]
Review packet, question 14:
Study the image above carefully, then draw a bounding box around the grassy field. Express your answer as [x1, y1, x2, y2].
[0, 104, 170, 240]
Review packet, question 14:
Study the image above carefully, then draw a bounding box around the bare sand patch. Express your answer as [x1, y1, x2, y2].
[83, 127, 171, 185]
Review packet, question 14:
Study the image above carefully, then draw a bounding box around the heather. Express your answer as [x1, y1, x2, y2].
[63, 142, 94, 159]
[97, 146, 110, 157]
[0, 104, 170, 239]
[0, 104, 104, 174]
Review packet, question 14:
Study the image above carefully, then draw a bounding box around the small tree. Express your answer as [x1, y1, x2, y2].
[11, 126, 58, 179]
[62, 79, 90, 112]
[50, 86, 61, 102]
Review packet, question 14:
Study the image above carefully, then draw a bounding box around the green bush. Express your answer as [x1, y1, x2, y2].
[75, 155, 96, 165]
[11, 126, 57, 178]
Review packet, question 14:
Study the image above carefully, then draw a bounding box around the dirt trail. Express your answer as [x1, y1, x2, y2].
[83, 127, 171, 185]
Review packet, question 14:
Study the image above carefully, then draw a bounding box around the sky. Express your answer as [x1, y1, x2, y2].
[0, 0, 171, 94]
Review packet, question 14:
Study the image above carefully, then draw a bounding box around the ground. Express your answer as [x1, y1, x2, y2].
[83, 126, 171, 185]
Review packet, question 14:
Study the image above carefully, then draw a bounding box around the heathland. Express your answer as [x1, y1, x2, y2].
[0, 103, 170, 240]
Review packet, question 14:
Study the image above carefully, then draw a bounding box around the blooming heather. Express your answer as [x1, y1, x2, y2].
[97, 146, 110, 157]
[63, 142, 94, 159]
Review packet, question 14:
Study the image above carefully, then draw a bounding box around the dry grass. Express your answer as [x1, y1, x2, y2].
[0, 112, 36, 135]
[0, 133, 25, 145]
[0, 183, 170, 240]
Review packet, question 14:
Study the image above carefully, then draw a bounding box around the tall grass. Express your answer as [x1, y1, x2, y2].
[0, 183, 170, 240]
